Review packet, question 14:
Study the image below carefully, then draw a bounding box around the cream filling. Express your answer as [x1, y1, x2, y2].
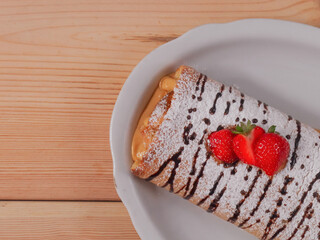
[131, 73, 177, 169]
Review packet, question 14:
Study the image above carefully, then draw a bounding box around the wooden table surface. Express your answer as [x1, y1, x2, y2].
[0, 0, 319, 239]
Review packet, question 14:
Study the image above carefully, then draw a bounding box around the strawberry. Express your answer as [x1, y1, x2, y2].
[254, 126, 290, 176]
[232, 121, 265, 166]
[208, 129, 237, 163]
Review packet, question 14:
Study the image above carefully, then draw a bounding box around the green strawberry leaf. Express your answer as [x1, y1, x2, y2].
[236, 125, 243, 132]
[234, 120, 257, 135]
[268, 125, 276, 133]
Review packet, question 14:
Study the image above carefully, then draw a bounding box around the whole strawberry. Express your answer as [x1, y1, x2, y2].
[208, 129, 237, 163]
[254, 126, 290, 176]
[232, 120, 265, 166]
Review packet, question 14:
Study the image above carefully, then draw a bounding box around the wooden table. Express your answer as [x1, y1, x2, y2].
[0, 0, 319, 239]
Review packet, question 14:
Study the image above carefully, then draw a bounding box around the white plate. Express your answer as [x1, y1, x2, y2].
[110, 19, 320, 240]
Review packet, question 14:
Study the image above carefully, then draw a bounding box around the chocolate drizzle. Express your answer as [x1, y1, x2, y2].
[209, 92, 222, 114]
[280, 176, 294, 195]
[175, 184, 187, 194]
[290, 120, 301, 169]
[145, 147, 184, 190]
[287, 202, 313, 240]
[261, 209, 279, 240]
[258, 100, 262, 107]
[269, 171, 320, 239]
[198, 129, 207, 145]
[270, 226, 285, 240]
[288, 172, 320, 222]
[216, 125, 224, 131]
[276, 197, 283, 207]
[188, 108, 197, 113]
[196, 73, 203, 88]
[238, 178, 273, 228]
[301, 225, 309, 239]
[239, 93, 245, 111]
[197, 75, 207, 101]
[203, 118, 211, 125]
[207, 186, 227, 213]
[222, 160, 238, 169]
[197, 172, 224, 206]
[229, 86, 232, 93]
[184, 153, 211, 200]
[224, 101, 231, 115]
[183, 178, 191, 197]
[228, 170, 262, 223]
[209, 85, 224, 115]
[313, 192, 320, 203]
[189, 132, 197, 141]
[182, 123, 193, 145]
[190, 147, 200, 175]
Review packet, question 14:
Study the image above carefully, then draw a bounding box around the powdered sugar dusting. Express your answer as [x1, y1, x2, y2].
[148, 93, 170, 127]
[138, 66, 320, 239]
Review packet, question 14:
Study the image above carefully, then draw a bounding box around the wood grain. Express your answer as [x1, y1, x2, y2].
[0, 0, 319, 201]
[0, 201, 139, 239]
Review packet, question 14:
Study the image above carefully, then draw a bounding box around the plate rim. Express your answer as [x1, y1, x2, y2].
[110, 19, 320, 240]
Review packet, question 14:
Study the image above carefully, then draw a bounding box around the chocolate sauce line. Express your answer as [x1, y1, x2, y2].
[196, 73, 203, 88]
[280, 176, 294, 195]
[197, 171, 224, 206]
[145, 147, 184, 182]
[262, 209, 279, 240]
[286, 202, 313, 240]
[198, 129, 208, 145]
[228, 170, 262, 223]
[238, 178, 273, 228]
[182, 177, 191, 197]
[269, 171, 320, 239]
[162, 157, 181, 192]
[261, 176, 293, 238]
[190, 147, 201, 176]
[290, 120, 301, 169]
[224, 101, 231, 115]
[270, 226, 286, 240]
[175, 183, 187, 194]
[288, 172, 320, 222]
[258, 100, 262, 107]
[197, 75, 207, 101]
[301, 225, 309, 239]
[182, 123, 193, 145]
[207, 186, 227, 213]
[313, 192, 320, 203]
[239, 93, 245, 112]
[229, 86, 232, 93]
[241, 219, 261, 229]
[184, 153, 211, 200]
[209, 85, 224, 115]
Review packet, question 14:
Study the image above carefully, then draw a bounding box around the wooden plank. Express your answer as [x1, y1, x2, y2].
[0, 201, 139, 240]
[0, 0, 319, 201]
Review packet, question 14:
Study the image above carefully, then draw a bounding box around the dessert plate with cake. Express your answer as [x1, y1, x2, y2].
[110, 19, 320, 240]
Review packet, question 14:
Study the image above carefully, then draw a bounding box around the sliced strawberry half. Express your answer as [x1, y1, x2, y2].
[232, 120, 265, 166]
